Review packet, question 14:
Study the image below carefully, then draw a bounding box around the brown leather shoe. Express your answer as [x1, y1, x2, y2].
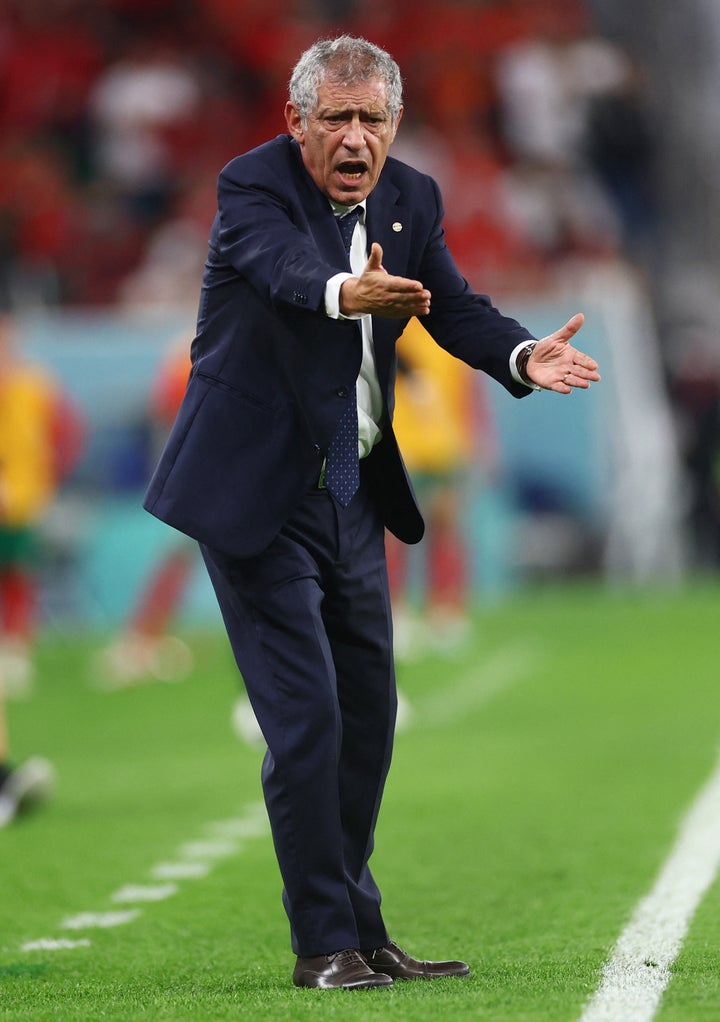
[293, 948, 394, 989]
[361, 940, 471, 980]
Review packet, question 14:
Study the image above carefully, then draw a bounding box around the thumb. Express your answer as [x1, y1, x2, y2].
[561, 312, 585, 339]
[365, 242, 384, 272]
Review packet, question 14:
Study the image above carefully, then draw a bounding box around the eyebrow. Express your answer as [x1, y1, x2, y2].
[318, 107, 389, 119]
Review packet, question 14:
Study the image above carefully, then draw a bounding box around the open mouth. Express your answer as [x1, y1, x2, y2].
[337, 160, 368, 181]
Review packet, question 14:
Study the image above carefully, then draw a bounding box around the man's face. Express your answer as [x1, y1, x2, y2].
[285, 76, 402, 205]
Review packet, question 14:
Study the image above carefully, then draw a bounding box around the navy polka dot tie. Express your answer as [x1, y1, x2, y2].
[325, 209, 361, 507]
[336, 207, 361, 260]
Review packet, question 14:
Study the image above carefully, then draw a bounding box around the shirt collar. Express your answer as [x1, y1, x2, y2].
[329, 199, 366, 221]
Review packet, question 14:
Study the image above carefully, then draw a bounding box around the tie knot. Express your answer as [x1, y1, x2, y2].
[337, 209, 361, 255]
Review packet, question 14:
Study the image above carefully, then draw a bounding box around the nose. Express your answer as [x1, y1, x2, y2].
[342, 118, 365, 149]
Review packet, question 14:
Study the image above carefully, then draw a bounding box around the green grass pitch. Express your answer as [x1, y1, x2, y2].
[2, 581, 720, 1021]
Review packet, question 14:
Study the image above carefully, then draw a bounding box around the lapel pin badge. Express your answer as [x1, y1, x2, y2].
[392, 221, 403, 232]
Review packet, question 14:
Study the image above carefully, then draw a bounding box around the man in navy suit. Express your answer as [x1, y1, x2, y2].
[145, 35, 600, 989]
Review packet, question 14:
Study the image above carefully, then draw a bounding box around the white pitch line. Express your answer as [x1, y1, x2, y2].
[61, 910, 141, 931]
[205, 814, 269, 840]
[579, 752, 720, 1022]
[20, 801, 271, 955]
[111, 883, 178, 903]
[21, 938, 91, 952]
[412, 642, 540, 727]
[151, 861, 211, 880]
[179, 839, 239, 860]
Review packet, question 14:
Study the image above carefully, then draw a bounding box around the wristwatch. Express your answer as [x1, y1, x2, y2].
[516, 341, 540, 390]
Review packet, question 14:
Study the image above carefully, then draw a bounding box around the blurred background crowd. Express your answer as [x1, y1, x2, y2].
[0, 0, 719, 685]
[0, 0, 660, 308]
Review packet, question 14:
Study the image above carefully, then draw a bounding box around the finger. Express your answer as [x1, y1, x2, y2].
[386, 292, 431, 312]
[563, 354, 601, 379]
[374, 289, 431, 317]
[384, 277, 429, 295]
[558, 366, 600, 391]
[572, 350, 600, 373]
[571, 364, 601, 380]
[365, 242, 384, 272]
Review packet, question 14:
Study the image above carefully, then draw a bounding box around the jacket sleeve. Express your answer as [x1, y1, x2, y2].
[213, 156, 337, 315]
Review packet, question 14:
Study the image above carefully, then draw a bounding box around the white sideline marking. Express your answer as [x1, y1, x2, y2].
[579, 753, 720, 1022]
[206, 815, 269, 839]
[179, 839, 239, 860]
[21, 938, 91, 952]
[61, 910, 141, 930]
[111, 884, 178, 903]
[20, 802, 271, 955]
[151, 861, 211, 880]
[413, 643, 539, 726]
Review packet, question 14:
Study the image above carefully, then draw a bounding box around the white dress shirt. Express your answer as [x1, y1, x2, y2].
[324, 201, 384, 458]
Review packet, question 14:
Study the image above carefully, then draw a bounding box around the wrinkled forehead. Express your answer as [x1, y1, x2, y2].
[312, 74, 391, 115]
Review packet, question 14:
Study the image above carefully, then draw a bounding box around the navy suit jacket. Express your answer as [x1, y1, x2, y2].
[144, 134, 535, 558]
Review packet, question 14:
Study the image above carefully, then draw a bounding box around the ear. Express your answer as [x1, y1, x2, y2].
[285, 102, 304, 143]
[389, 105, 404, 144]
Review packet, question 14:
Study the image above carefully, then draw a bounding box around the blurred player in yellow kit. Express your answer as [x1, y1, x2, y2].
[0, 313, 84, 825]
[387, 317, 497, 659]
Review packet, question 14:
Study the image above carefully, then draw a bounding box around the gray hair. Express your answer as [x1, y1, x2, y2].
[289, 35, 403, 127]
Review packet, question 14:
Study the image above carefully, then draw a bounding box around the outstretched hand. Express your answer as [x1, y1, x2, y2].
[526, 313, 600, 393]
[339, 243, 431, 319]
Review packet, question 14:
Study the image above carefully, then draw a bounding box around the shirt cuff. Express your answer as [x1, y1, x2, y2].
[509, 340, 541, 391]
[325, 272, 362, 320]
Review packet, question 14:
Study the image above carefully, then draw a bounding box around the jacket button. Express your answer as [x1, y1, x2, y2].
[336, 386, 349, 398]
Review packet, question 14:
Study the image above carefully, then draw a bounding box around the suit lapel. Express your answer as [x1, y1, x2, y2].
[289, 151, 410, 410]
[366, 175, 412, 412]
[366, 176, 411, 277]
